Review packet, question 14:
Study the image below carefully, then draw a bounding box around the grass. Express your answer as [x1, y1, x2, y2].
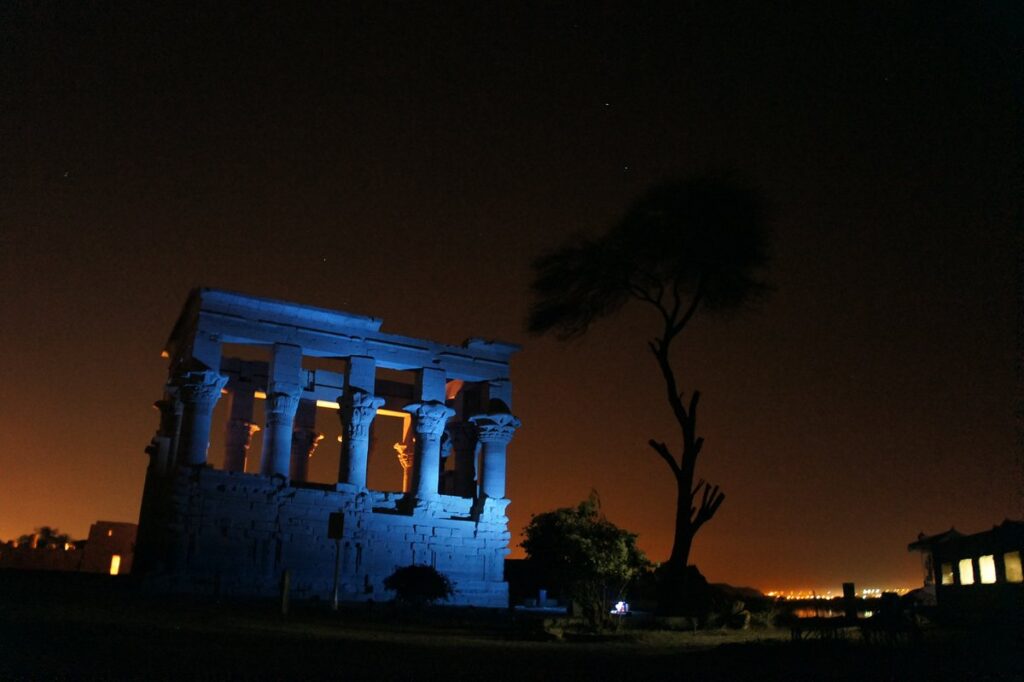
[1, 571, 1020, 680]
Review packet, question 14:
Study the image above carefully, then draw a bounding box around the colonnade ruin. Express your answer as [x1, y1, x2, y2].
[134, 289, 520, 606]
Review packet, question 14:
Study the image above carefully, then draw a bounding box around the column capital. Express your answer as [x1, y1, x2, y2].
[339, 389, 385, 440]
[469, 412, 521, 444]
[404, 401, 455, 440]
[394, 442, 412, 470]
[265, 391, 300, 418]
[176, 371, 228, 405]
[292, 428, 323, 447]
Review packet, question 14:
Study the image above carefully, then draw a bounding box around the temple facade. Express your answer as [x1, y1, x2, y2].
[134, 289, 520, 606]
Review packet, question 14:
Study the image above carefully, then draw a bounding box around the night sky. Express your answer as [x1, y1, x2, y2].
[1, 3, 1020, 592]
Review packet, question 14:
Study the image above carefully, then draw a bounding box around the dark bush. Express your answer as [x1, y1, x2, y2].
[383, 564, 453, 605]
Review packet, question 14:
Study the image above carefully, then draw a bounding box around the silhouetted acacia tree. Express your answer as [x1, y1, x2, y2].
[527, 176, 770, 573]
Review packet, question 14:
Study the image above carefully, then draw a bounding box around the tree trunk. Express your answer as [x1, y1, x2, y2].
[667, 478, 695, 571]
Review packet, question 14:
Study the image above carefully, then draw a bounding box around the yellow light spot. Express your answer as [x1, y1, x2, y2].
[958, 558, 975, 585]
[254, 391, 267, 399]
[979, 555, 997, 584]
[107, 529, 113, 537]
[1004, 551, 1022, 583]
[940, 563, 954, 585]
[160, 350, 169, 358]
[109, 555, 121, 575]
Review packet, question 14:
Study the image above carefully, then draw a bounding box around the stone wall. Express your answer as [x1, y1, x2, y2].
[138, 466, 510, 606]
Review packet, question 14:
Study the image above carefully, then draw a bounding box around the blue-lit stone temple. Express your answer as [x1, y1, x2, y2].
[134, 289, 520, 606]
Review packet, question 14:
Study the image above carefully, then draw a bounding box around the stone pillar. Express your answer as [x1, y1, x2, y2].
[394, 442, 413, 492]
[469, 412, 520, 499]
[404, 401, 455, 500]
[261, 391, 300, 477]
[448, 421, 478, 497]
[224, 419, 260, 472]
[145, 395, 183, 474]
[337, 389, 384, 488]
[290, 429, 323, 482]
[223, 387, 259, 472]
[260, 343, 303, 478]
[176, 370, 229, 466]
[289, 399, 321, 482]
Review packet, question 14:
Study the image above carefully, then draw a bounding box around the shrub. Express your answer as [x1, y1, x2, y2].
[383, 564, 453, 605]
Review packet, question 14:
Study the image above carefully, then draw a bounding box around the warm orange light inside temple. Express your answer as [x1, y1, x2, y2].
[109, 555, 121, 575]
[252, 392, 411, 439]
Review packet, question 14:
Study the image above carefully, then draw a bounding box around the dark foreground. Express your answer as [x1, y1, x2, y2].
[1, 571, 1020, 681]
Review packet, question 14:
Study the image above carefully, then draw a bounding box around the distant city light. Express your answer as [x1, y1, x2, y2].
[764, 586, 912, 600]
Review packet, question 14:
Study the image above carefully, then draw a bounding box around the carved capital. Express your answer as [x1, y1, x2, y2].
[153, 398, 183, 434]
[469, 412, 521, 444]
[265, 391, 300, 425]
[394, 442, 413, 470]
[404, 401, 455, 441]
[176, 371, 228, 406]
[292, 428, 324, 457]
[338, 389, 385, 441]
[226, 418, 260, 441]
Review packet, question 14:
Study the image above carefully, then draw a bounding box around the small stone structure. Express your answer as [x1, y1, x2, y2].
[134, 289, 520, 606]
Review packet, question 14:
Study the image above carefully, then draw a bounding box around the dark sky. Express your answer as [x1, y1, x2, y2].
[1, 3, 1020, 591]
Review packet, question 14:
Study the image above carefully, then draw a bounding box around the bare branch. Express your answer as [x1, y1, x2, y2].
[648, 439, 681, 477]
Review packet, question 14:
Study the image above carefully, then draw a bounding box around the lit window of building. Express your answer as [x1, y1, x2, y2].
[978, 555, 996, 584]
[940, 563, 954, 585]
[958, 558, 974, 585]
[107, 530, 113, 537]
[1005, 551, 1023, 583]
[109, 554, 121, 576]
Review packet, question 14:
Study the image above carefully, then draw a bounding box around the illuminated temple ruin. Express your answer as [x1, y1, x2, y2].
[134, 289, 520, 606]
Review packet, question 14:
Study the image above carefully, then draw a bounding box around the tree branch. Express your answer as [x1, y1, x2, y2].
[648, 439, 680, 478]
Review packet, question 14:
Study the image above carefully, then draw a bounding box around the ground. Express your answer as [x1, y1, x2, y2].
[1, 571, 1020, 680]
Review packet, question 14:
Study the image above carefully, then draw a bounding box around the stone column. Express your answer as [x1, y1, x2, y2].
[289, 399, 321, 482]
[448, 421, 478, 497]
[404, 401, 455, 500]
[394, 442, 413, 492]
[224, 420, 260, 472]
[145, 395, 184, 474]
[337, 389, 384, 488]
[260, 391, 300, 477]
[223, 387, 259, 473]
[260, 343, 303, 478]
[290, 429, 323, 482]
[176, 370, 229, 466]
[469, 412, 520, 499]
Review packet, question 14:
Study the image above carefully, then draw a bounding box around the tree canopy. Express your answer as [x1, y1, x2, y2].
[521, 493, 649, 623]
[527, 175, 771, 576]
[528, 176, 770, 340]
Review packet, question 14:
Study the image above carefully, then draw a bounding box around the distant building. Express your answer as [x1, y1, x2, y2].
[79, 521, 137, 575]
[0, 521, 137, 575]
[908, 519, 1023, 623]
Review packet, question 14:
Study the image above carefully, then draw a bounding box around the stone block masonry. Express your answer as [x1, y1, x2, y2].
[135, 289, 520, 607]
